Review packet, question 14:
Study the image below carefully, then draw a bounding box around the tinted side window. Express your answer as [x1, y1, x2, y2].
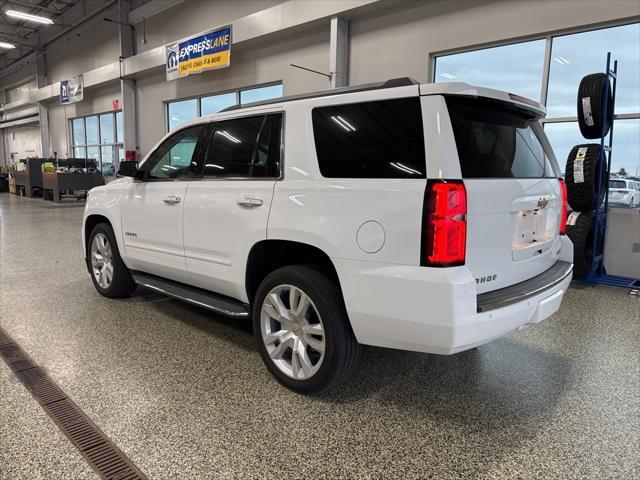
[447, 96, 555, 178]
[144, 125, 203, 180]
[204, 116, 263, 178]
[312, 98, 426, 178]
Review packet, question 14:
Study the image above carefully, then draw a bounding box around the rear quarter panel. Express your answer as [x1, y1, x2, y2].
[268, 89, 428, 266]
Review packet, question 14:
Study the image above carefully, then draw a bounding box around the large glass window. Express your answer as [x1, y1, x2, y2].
[547, 23, 640, 117]
[312, 98, 426, 178]
[69, 111, 124, 180]
[434, 40, 546, 100]
[544, 119, 640, 179]
[240, 84, 284, 105]
[100, 113, 114, 144]
[201, 92, 237, 116]
[72, 118, 85, 146]
[85, 116, 99, 145]
[166, 83, 283, 131]
[433, 21, 640, 215]
[168, 99, 198, 131]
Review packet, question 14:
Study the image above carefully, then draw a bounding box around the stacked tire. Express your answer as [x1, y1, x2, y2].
[564, 73, 613, 280]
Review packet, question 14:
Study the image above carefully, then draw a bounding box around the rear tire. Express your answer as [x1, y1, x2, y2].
[88, 223, 136, 298]
[253, 265, 361, 394]
[564, 144, 607, 211]
[577, 73, 613, 139]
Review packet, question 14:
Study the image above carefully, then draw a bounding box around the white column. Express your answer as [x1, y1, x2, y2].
[36, 52, 50, 158]
[119, 0, 138, 155]
[329, 16, 349, 89]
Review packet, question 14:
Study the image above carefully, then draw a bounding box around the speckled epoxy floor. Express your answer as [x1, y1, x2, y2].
[0, 193, 639, 480]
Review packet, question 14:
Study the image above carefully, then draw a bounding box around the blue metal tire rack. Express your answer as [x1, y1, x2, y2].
[584, 52, 640, 289]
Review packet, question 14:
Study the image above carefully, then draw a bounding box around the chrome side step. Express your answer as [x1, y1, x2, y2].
[131, 272, 250, 318]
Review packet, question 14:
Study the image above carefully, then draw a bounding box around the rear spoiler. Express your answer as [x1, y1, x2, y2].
[420, 82, 546, 118]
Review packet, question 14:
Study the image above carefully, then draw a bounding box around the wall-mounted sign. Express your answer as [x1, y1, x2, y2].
[166, 25, 231, 82]
[60, 74, 84, 105]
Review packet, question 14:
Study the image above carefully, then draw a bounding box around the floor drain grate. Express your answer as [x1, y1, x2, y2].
[0, 327, 147, 480]
[0, 328, 13, 346]
[0, 343, 38, 372]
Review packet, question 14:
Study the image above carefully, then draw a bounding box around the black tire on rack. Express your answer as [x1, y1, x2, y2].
[565, 211, 603, 280]
[564, 144, 607, 211]
[577, 73, 614, 139]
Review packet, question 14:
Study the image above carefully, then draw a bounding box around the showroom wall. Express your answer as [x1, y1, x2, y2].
[136, 22, 329, 153]
[0, 0, 638, 162]
[46, 82, 121, 157]
[133, 0, 284, 53]
[349, 0, 640, 84]
[1, 125, 41, 162]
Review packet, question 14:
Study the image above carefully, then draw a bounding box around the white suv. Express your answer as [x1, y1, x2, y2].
[82, 79, 573, 393]
[608, 178, 640, 208]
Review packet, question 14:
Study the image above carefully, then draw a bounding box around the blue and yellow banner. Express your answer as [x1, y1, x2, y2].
[166, 26, 231, 81]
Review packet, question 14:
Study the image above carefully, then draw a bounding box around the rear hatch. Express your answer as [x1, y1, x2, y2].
[446, 96, 564, 294]
[608, 179, 629, 202]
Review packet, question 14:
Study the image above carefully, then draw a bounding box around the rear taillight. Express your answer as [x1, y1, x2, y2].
[422, 180, 467, 267]
[559, 178, 568, 235]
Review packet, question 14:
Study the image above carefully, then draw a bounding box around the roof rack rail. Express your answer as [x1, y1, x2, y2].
[220, 77, 418, 112]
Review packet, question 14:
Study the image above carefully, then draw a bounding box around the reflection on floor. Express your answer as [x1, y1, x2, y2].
[1, 194, 639, 479]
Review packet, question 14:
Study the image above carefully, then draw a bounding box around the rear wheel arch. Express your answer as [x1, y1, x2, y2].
[245, 240, 343, 304]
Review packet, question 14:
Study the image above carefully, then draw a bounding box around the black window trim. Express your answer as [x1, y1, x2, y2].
[194, 111, 285, 181]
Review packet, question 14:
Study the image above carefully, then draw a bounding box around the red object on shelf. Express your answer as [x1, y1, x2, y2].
[125, 150, 136, 161]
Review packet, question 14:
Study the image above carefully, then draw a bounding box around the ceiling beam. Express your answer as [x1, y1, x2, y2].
[0, 22, 34, 35]
[7, 0, 62, 15]
[0, 34, 37, 49]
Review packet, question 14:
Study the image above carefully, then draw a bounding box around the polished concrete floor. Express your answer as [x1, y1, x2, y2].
[0, 193, 639, 480]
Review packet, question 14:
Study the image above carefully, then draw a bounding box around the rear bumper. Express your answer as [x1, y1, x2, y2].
[334, 256, 573, 355]
[477, 261, 572, 312]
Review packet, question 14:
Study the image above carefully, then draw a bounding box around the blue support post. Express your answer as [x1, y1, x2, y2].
[582, 53, 640, 289]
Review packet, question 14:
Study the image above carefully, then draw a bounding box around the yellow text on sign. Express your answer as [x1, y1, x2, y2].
[179, 51, 230, 76]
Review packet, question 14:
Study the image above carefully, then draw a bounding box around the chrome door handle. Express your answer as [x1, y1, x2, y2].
[237, 196, 263, 208]
[163, 194, 181, 205]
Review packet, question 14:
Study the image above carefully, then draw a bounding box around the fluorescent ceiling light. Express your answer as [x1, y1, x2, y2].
[6, 10, 54, 24]
[553, 57, 570, 65]
[331, 115, 356, 132]
[0, 42, 15, 49]
[218, 130, 241, 143]
[440, 72, 457, 80]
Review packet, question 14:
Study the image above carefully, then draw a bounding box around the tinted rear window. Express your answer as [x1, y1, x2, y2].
[312, 98, 425, 178]
[609, 180, 626, 188]
[447, 97, 555, 178]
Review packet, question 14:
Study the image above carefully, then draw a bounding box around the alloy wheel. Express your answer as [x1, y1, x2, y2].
[90, 233, 114, 289]
[260, 284, 326, 380]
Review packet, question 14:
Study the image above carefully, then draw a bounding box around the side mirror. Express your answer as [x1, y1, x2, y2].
[117, 160, 139, 178]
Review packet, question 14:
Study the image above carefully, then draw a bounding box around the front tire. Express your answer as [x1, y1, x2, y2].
[88, 223, 136, 298]
[253, 265, 361, 394]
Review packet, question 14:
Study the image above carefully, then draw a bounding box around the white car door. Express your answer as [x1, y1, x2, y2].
[182, 112, 282, 301]
[121, 124, 206, 283]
